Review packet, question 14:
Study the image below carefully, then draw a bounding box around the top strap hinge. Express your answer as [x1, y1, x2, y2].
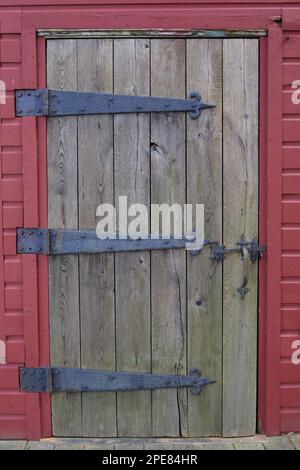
[15, 89, 214, 119]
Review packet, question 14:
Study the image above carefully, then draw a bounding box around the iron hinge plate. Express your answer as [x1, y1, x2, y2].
[15, 89, 49, 116]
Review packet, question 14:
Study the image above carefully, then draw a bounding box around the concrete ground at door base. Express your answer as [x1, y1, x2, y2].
[0, 434, 299, 450]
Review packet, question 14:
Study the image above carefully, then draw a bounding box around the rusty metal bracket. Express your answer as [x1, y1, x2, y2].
[15, 89, 214, 119]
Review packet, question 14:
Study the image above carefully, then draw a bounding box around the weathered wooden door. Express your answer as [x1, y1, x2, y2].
[47, 37, 258, 438]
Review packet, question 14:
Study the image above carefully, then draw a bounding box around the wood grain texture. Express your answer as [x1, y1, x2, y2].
[186, 39, 223, 437]
[114, 39, 151, 437]
[77, 39, 116, 437]
[222, 39, 259, 437]
[150, 39, 187, 437]
[47, 39, 81, 436]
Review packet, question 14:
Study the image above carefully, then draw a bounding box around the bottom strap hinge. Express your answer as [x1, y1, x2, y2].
[20, 367, 215, 395]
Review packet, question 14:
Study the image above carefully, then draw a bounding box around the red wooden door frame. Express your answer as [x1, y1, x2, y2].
[19, 18, 283, 439]
[258, 27, 283, 435]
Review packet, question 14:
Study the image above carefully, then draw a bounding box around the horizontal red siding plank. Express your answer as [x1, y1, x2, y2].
[282, 281, 300, 304]
[283, 34, 300, 57]
[6, 340, 25, 363]
[283, 91, 300, 115]
[282, 173, 300, 194]
[281, 385, 300, 407]
[0, 393, 26, 414]
[0, 12, 21, 34]
[2, 314, 24, 336]
[282, 308, 300, 330]
[2, 203, 23, 228]
[21, 8, 279, 30]
[283, 146, 300, 169]
[282, 228, 300, 251]
[283, 118, 300, 142]
[0, 93, 16, 119]
[0, 38, 21, 63]
[283, 9, 300, 31]
[282, 254, 300, 277]
[4, 285, 23, 310]
[283, 93, 295, 116]
[4, 256, 22, 283]
[0, 65, 21, 90]
[1, 120, 22, 146]
[282, 200, 300, 224]
[0, 366, 19, 389]
[283, 63, 300, 87]
[2, 176, 23, 202]
[1, 149, 22, 175]
[0, 417, 26, 439]
[281, 334, 300, 358]
[281, 361, 300, 383]
[0, 0, 294, 4]
[280, 411, 300, 433]
[3, 230, 17, 255]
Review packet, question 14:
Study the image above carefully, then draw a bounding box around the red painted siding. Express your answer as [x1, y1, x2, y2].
[0, 0, 299, 439]
[0, 18, 27, 438]
[281, 25, 300, 433]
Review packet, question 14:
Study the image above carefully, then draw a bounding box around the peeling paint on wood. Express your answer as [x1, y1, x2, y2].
[37, 29, 268, 39]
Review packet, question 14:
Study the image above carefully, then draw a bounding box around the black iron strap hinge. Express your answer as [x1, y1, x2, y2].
[15, 89, 214, 119]
[20, 367, 215, 395]
[17, 228, 202, 255]
[17, 229, 266, 261]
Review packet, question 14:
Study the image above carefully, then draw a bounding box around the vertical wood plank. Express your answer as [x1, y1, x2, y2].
[47, 39, 81, 436]
[186, 39, 223, 437]
[37, 36, 52, 438]
[151, 39, 187, 437]
[223, 39, 259, 437]
[114, 39, 151, 437]
[77, 39, 116, 437]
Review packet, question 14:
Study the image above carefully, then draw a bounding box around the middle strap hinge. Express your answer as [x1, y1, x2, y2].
[17, 228, 202, 255]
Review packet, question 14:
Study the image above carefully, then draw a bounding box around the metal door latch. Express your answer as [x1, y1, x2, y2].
[15, 89, 214, 119]
[209, 239, 266, 263]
